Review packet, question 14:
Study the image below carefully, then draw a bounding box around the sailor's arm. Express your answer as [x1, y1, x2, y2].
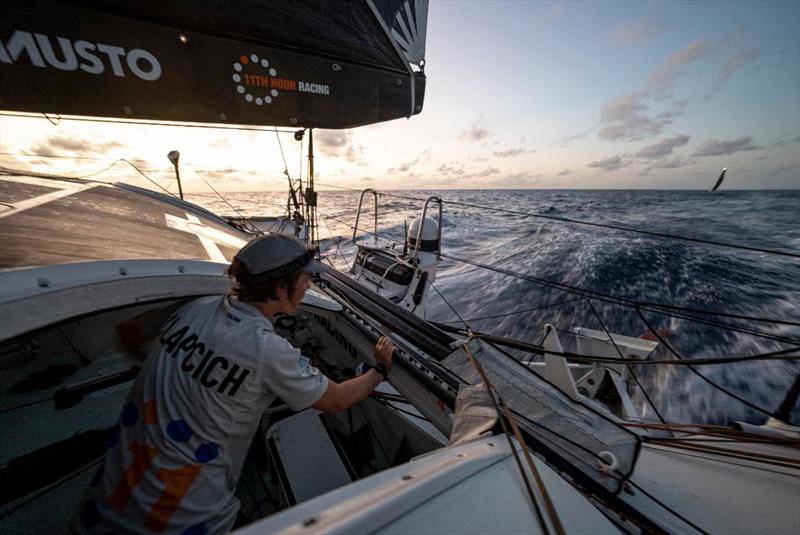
[313, 336, 395, 413]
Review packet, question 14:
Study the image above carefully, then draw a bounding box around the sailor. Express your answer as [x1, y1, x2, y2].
[73, 234, 395, 535]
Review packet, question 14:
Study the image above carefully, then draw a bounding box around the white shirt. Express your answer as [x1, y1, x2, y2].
[75, 295, 328, 534]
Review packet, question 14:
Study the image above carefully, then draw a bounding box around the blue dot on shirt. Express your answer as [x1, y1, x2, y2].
[121, 402, 138, 427]
[182, 523, 208, 535]
[167, 419, 193, 442]
[194, 442, 219, 464]
[80, 500, 100, 528]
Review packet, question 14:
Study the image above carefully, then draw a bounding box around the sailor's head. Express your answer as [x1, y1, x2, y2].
[228, 234, 318, 309]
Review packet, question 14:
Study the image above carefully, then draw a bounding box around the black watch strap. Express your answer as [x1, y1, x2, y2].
[373, 362, 389, 379]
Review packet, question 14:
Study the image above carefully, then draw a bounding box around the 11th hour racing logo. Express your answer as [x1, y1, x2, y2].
[0, 30, 161, 80]
[232, 53, 331, 106]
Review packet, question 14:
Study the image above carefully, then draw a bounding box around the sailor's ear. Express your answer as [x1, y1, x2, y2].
[274, 282, 290, 302]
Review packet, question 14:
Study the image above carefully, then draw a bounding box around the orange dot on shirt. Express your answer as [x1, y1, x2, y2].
[240, 55, 249, 64]
[144, 399, 159, 424]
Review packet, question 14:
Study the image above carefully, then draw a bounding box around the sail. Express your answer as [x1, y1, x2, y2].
[0, 0, 427, 128]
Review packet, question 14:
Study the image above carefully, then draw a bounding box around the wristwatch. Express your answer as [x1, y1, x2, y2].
[373, 362, 389, 380]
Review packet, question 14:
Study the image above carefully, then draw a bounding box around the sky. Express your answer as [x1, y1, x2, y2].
[1, 0, 798, 192]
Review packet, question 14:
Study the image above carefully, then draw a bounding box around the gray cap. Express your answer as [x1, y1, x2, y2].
[234, 234, 319, 284]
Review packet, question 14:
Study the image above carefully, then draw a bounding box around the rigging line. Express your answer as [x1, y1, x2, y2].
[0, 111, 299, 133]
[635, 306, 779, 421]
[585, 298, 668, 426]
[428, 280, 470, 329]
[641, 306, 800, 346]
[641, 444, 800, 479]
[465, 330, 800, 365]
[371, 396, 432, 423]
[187, 164, 253, 226]
[119, 159, 177, 198]
[646, 440, 800, 468]
[314, 181, 362, 191]
[443, 253, 800, 346]
[626, 479, 711, 535]
[644, 436, 800, 446]
[274, 126, 291, 180]
[635, 302, 800, 328]
[1, 152, 293, 180]
[461, 342, 555, 535]
[623, 421, 772, 434]
[43, 112, 61, 125]
[322, 211, 798, 334]
[330, 186, 800, 260]
[318, 212, 352, 271]
[318, 212, 800, 342]
[35, 158, 121, 180]
[439, 297, 585, 324]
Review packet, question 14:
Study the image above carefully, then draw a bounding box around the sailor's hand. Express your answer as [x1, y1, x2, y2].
[374, 336, 395, 371]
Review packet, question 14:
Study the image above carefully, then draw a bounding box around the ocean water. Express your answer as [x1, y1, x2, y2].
[189, 189, 800, 426]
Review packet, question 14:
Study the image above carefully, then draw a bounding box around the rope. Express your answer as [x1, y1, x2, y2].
[1, 111, 300, 133]
[188, 165, 256, 229]
[319, 212, 800, 343]
[585, 299, 668, 425]
[635, 306, 780, 421]
[461, 340, 563, 535]
[428, 280, 471, 329]
[467, 331, 800, 366]
[318, 212, 352, 271]
[119, 159, 176, 197]
[314, 183, 800, 260]
[439, 297, 584, 324]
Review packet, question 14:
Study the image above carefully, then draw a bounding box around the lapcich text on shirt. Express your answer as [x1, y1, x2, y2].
[159, 315, 251, 397]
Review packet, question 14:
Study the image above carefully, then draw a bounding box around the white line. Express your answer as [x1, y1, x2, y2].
[0, 182, 98, 219]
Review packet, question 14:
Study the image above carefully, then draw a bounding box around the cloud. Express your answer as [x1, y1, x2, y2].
[30, 135, 124, 157]
[596, 31, 765, 144]
[646, 39, 710, 98]
[315, 130, 366, 165]
[598, 93, 673, 141]
[459, 115, 491, 142]
[692, 136, 762, 157]
[639, 157, 694, 176]
[754, 155, 768, 160]
[611, 20, 661, 46]
[557, 169, 571, 176]
[387, 149, 431, 174]
[436, 162, 465, 176]
[492, 172, 540, 187]
[492, 147, 534, 158]
[432, 163, 499, 180]
[772, 135, 800, 148]
[472, 167, 500, 178]
[769, 165, 797, 176]
[194, 169, 249, 184]
[548, 129, 592, 148]
[588, 155, 628, 172]
[635, 134, 691, 159]
[711, 48, 760, 95]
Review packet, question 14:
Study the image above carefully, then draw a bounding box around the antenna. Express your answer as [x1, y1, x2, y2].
[167, 150, 184, 199]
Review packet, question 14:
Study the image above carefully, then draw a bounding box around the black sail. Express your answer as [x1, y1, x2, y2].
[0, 0, 427, 128]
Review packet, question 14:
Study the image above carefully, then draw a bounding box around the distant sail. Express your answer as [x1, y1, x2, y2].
[0, 0, 428, 129]
[709, 168, 727, 192]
